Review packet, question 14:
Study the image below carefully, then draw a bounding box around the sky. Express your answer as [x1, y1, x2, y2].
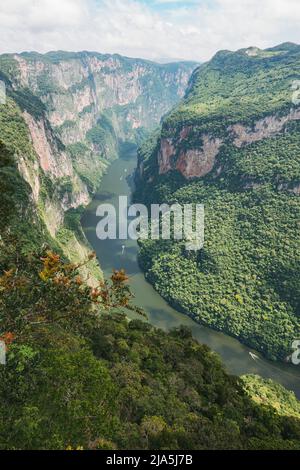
[0, 0, 299, 62]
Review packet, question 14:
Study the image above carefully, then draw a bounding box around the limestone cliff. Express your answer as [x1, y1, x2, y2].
[0, 52, 196, 282]
[12, 52, 196, 146]
[138, 44, 300, 186]
[154, 108, 300, 180]
[134, 44, 300, 361]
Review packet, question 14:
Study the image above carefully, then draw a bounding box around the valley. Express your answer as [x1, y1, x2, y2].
[81, 146, 300, 398]
[135, 43, 300, 363]
[0, 51, 195, 283]
[0, 43, 300, 450]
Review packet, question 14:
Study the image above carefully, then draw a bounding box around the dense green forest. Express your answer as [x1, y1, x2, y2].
[0, 123, 300, 450]
[161, 42, 300, 136]
[135, 43, 300, 361]
[0, 243, 300, 450]
[0, 44, 300, 450]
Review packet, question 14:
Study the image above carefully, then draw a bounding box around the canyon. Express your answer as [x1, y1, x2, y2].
[1, 43, 300, 450]
[135, 43, 300, 363]
[0, 51, 196, 281]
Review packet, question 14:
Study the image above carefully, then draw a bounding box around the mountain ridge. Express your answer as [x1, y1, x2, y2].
[135, 43, 300, 361]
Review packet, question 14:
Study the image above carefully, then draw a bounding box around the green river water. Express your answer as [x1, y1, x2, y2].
[81, 150, 300, 398]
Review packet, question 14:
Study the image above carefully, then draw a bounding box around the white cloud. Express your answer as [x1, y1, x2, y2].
[0, 0, 299, 61]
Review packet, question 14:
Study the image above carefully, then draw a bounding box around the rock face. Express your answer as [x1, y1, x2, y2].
[0, 51, 196, 281]
[156, 108, 300, 179]
[13, 52, 196, 147]
[158, 134, 223, 178]
[230, 109, 300, 148]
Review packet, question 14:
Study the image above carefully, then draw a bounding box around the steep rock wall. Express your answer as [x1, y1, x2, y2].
[0, 52, 196, 282]
[156, 109, 300, 179]
[13, 53, 196, 148]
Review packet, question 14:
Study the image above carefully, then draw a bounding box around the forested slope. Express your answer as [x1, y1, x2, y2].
[136, 43, 300, 361]
[0, 246, 300, 450]
[0, 45, 300, 450]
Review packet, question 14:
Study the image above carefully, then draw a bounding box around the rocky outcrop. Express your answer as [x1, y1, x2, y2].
[43, 199, 64, 238]
[158, 134, 222, 179]
[230, 109, 300, 148]
[17, 156, 40, 203]
[157, 109, 300, 179]
[13, 53, 196, 149]
[23, 111, 73, 178]
[176, 137, 223, 178]
[9, 51, 197, 208]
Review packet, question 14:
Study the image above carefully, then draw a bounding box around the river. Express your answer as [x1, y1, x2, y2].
[81, 149, 300, 398]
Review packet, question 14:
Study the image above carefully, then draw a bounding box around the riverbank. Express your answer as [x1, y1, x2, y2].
[81, 149, 300, 398]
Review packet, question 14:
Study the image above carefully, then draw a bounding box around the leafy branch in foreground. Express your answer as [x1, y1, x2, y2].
[0, 250, 145, 343]
[0, 248, 299, 450]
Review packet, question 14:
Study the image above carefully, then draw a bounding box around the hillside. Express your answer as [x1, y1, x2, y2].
[0, 51, 196, 280]
[0, 248, 299, 450]
[135, 43, 300, 361]
[0, 46, 300, 450]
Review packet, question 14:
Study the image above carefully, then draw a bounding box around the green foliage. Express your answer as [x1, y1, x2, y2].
[62, 207, 86, 243]
[0, 44, 299, 451]
[0, 251, 299, 450]
[87, 114, 117, 155]
[58, 177, 73, 196]
[87, 113, 116, 150]
[66, 141, 106, 194]
[136, 44, 300, 361]
[163, 44, 300, 136]
[0, 344, 117, 450]
[242, 375, 300, 419]
[0, 98, 37, 159]
[0, 55, 18, 81]
[11, 88, 46, 120]
[67, 142, 90, 159]
[36, 73, 62, 96]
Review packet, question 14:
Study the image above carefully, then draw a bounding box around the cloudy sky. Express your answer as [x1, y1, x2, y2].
[0, 0, 299, 62]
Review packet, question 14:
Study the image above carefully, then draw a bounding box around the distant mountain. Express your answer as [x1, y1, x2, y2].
[155, 57, 199, 65]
